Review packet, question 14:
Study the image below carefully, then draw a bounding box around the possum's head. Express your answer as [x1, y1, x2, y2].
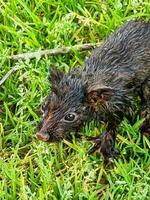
[36, 67, 113, 142]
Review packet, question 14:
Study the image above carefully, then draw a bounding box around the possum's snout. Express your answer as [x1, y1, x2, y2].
[36, 131, 50, 142]
[36, 129, 64, 143]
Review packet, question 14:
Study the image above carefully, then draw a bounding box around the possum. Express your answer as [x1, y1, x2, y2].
[36, 20, 150, 162]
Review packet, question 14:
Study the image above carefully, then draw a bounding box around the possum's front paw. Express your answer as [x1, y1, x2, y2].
[88, 131, 119, 163]
[140, 109, 150, 138]
[140, 124, 150, 138]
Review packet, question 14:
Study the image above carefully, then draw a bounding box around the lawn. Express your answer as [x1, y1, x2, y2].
[0, 0, 150, 199]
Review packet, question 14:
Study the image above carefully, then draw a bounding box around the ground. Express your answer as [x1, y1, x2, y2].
[0, 0, 150, 199]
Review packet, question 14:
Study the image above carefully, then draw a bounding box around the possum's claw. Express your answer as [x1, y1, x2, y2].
[140, 121, 150, 139]
[141, 128, 150, 138]
[87, 131, 119, 163]
[140, 107, 150, 138]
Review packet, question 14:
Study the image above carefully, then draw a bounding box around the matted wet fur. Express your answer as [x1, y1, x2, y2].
[36, 20, 150, 162]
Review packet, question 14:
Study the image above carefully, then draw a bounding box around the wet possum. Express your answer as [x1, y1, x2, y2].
[36, 20, 150, 162]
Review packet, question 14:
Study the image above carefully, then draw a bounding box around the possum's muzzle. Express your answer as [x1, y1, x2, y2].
[36, 132, 50, 142]
[36, 130, 64, 143]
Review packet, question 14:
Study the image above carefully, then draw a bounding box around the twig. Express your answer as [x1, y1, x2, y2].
[9, 43, 100, 61]
[0, 43, 100, 86]
[0, 65, 19, 86]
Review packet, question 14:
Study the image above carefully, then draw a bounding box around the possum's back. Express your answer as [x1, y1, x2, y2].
[85, 20, 150, 85]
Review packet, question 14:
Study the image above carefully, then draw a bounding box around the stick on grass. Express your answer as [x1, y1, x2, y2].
[0, 43, 100, 86]
[0, 65, 19, 86]
[9, 43, 100, 61]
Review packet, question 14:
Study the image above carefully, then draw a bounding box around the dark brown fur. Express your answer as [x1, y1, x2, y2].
[36, 20, 150, 162]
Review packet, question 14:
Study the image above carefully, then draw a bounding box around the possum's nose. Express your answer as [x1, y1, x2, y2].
[36, 132, 50, 142]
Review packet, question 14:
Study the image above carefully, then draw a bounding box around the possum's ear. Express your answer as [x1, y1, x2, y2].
[48, 67, 64, 84]
[86, 85, 113, 105]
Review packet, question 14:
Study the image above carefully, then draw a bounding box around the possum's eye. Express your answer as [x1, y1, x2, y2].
[63, 113, 77, 122]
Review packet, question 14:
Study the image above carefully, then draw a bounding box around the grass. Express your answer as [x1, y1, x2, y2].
[0, 0, 150, 199]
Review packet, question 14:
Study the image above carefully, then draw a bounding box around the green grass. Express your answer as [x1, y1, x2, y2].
[0, 0, 150, 199]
